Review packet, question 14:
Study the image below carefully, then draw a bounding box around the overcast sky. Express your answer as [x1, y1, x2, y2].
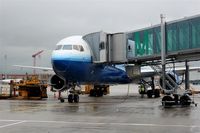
[0, 0, 200, 74]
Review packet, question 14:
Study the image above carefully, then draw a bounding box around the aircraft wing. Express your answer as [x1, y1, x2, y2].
[13, 65, 53, 72]
[0, 79, 22, 83]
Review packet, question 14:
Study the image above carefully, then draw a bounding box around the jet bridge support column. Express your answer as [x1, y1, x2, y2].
[161, 14, 166, 91]
[185, 60, 189, 90]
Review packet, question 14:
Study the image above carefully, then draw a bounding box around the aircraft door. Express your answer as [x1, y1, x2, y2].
[99, 42, 106, 62]
[127, 39, 135, 59]
[99, 32, 107, 63]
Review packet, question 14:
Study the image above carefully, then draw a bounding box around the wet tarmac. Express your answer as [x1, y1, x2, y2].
[0, 85, 200, 133]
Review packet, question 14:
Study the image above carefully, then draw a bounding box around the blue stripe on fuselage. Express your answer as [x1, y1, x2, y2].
[52, 60, 91, 81]
[52, 59, 131, 84]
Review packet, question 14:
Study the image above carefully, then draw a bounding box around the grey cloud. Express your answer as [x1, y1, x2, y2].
[1, 0, 200, 74]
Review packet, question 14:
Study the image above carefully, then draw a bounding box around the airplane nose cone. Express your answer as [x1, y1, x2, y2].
[51, 50, 70, 72]
[52, 60, 67, 72]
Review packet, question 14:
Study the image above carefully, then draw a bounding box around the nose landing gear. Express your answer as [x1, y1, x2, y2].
[59, 83, 81, 103]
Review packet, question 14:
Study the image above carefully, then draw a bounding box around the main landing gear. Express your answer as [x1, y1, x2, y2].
[89, 85, 109, 97]
[59, 83, 81, 103]
[59, 93, 79, 103]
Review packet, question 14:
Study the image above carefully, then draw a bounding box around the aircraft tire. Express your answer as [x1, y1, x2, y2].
[74, 94, 79, 103]
[68, 94, 74, 103]
[89, 89, 96, 97]
[96, 89, 103, 97]
[60, 98, 65, 103]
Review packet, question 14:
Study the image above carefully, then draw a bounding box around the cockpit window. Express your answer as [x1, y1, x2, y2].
[55, 45, 62, 50]
[73, 45, 84, 52]
[63, 45, 72, 50]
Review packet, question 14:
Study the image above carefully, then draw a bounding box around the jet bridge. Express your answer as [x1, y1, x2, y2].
[83, 14, 200, 64]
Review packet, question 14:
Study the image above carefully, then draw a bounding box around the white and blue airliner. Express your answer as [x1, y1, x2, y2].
[51, 36, 131, 102]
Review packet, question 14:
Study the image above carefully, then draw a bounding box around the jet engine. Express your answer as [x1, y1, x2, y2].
[50, 75, 66, 91]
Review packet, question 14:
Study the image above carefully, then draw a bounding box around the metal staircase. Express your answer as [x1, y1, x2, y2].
[150, 65, 179, 94]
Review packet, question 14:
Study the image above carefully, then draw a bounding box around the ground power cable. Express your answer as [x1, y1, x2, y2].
[120, 83, 131, 104]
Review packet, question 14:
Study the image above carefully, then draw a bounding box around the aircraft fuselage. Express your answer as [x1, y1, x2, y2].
[51, 36, 130, 85]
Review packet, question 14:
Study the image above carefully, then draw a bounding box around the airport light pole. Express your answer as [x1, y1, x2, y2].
[185, 60, 189, 90]
[4, 54, 7, 79]
[161, 14, 166, 90]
